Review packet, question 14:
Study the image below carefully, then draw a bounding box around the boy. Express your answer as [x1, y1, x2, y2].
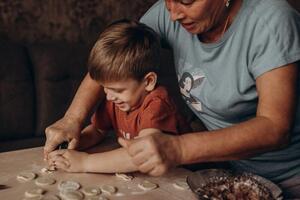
[48, 19, 190, 173]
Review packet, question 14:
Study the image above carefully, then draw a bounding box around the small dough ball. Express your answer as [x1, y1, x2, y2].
[17, 172, 37, 182]
[58, 180, 81, 191]
[138, 180, 158, 191]
[82, 187, 101, 196]
[100, 185, 117, 195]
[35, 177, 56, 186]
[60, 190, 83, 200]
[25, 188, 45, 198]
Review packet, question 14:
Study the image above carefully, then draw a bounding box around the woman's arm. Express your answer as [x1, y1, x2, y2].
[119, 63, 298, 176]
[44, 73, 104, 157]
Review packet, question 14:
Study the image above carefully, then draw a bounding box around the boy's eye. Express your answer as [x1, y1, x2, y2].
[180, 0, 195, 5]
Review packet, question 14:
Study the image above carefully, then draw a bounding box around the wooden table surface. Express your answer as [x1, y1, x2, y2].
[0, 138, 198, 200]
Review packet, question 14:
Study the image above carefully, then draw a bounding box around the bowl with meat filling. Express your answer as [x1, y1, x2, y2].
[187, 169, 283, 200]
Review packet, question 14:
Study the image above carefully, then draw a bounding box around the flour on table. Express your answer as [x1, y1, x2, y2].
[42, 194, 61, 200]
[87, 196, 109, 200]
[58, 180, 81, 191]
[35, 177, 56, 186]
[60, 190, 83, 200]
[82, 186, 101, 196]
[17, 172, 37, 182]
[100, 185, 117, 195]
[138, 180, 158, 191]
[22, 196, 42, 200]
[173, 179, 190, 190]
[25, 188, 45, 198]
[115, 173, 134, 181]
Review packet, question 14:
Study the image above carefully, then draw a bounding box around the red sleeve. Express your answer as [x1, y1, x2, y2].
[91, 100, 113, 131]
[139, 98, 180, 135]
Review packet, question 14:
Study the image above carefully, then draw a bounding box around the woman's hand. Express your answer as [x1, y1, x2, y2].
[48, 149, 89, 173]
[44, 116, 82, 160]
[118, 129, 183, 176]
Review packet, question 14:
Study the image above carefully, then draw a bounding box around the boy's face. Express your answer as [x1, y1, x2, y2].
[102, 79, 149, 112]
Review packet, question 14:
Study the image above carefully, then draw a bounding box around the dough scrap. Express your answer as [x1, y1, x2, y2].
[17, 172, 37, 182]
[138, 180, 158, 191]
[58, 180, 81, 191]
[82, 186, 101, 196]
[35, 177, 56, 186]
[25, 188, 45, 198]
[100, 185, 117, 195]
[173, 179, 190, 190]
[60, 190, 83, 200]
[115, 173, 134, 181]
[41, 167, 55, 174]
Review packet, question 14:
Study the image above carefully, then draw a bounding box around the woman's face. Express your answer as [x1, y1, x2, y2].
[165, 0, 226, 34]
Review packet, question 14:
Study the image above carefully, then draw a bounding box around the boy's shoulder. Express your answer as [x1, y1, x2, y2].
[142, 86, 175, 108]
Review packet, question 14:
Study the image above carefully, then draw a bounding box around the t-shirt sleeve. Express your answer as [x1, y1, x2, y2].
[248, 2, 300, 79]
[139, 98, 179, 135]
[90, 100, 113, 131]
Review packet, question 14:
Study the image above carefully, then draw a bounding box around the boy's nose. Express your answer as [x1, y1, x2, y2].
[106, 93, 116, 101]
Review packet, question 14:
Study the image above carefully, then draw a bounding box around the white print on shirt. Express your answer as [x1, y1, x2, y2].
[178, 72, 205, 112]
[120, 129, 131, 139]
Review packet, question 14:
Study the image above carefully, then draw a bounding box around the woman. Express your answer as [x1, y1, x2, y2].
[44, 0, 300, 197]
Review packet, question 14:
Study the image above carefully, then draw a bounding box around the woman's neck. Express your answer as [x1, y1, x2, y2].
[198, 0, 242, 43]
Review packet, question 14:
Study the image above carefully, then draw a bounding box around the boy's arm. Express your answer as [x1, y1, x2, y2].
[76, 124, 107, 150]
[49, 129, 160, 173]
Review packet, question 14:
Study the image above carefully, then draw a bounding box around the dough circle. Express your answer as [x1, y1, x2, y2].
[25, 188, 45, 198]
[17, 172, 37, 182]
[60, 190, 83, 200]
[58, 180, 81, 191]
[138, 180, 158, 191]
[173, 180, 190, 190]
[82, 187, 101, 196]
[100, 185, 117, 195]
[35, 177, 56, 186]
[115, 173, 133, 181]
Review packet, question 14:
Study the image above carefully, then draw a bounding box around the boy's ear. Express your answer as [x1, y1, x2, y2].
[144, 72, 157, 92]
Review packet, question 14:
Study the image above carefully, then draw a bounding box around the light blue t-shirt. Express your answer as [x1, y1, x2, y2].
[140, 0, 300, 182]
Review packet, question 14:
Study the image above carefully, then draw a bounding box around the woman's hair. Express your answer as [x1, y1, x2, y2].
[88, 19, 160, 83]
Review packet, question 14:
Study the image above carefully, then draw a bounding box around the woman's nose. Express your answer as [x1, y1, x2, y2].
[167, 1, 184, 21]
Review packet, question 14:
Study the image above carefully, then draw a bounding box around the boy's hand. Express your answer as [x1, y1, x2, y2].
[119, 129, 183, 176]
[48, 149, 89, 173]
[44, 117, 82, 160]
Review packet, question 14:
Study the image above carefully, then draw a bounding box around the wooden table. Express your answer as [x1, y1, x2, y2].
[0, 138, 198, 200]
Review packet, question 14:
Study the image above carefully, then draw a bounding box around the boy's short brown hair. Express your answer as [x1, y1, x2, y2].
[88, 19, 160, 83]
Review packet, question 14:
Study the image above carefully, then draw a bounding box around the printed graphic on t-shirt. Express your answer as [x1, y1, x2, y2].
[178, 72, 205, 112]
